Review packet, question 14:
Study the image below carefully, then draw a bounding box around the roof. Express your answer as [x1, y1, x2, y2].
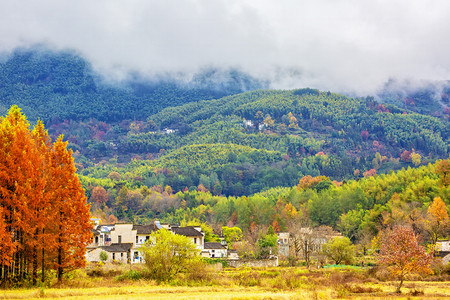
[100, 243, 133, 252]
[438, 251, 450, 258]
[171, 226, 203, 237]
[133, 224, 158, 234]
[204, 242, 226, 250]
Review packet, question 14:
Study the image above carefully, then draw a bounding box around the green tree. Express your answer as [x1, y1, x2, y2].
[99, 251, 108, 262]
[322, 236, 354, 265]
[140, 229, 202, 282]
[256, 226, 278, 259]
[222, 226, 243, 245]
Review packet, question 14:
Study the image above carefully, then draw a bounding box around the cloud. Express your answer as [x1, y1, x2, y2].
[1, 0, 450, 95]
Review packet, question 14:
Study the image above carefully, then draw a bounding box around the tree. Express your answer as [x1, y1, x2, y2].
[435, 159, 450, 187]
[222, 226, 243, 245]
[99, 251, 108, 262]
[0, 207, 15, 267]
[378, 226, 432, 293]
[90, 186, 108, 205]
[140, 229, 202, 282]
[426, 197, 449, 246]
[47, 136, 92, 281]
[322, 236, 354, 265]
[107, 171, 121, 181]
[256, 226, 278, 259]
[0, 106, 91, 284]
[410, 151, 421, 166]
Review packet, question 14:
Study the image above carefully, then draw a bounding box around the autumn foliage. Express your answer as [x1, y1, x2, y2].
[0, 106, 91, 285]
[378, 226, 432, 293]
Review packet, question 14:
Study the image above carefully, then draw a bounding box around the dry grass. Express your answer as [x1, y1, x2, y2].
[1, 263, 449, 299]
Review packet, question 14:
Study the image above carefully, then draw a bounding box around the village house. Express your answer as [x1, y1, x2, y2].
[86, 243, 133, 264]
[437, 240, 450, 264]
[85, 221, 207, 263]
[202, 242, 227, 258]
[170, 225, 205, 250]
[277, 232, 290, 257]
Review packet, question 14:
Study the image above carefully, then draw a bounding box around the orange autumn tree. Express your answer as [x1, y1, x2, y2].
[378, 226, 432, 293]
[0, 207, 15, 267]
[426, 197, 449, 246]
[0, 106, 91, 285]
[48, 136, 92, 281]
[0, 105, 46, 283]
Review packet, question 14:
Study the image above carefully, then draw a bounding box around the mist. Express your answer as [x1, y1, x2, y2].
[1, 1, 450, 96]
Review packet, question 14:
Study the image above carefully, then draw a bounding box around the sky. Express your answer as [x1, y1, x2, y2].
[1, 0, 450, 95]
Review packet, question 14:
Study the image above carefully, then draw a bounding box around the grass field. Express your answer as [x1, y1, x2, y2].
[1, 264, 449, 299]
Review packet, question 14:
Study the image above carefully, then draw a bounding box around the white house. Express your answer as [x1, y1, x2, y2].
[170, 226, 204, 250]
[202, 242, 227, 258]
[437, 240, 450, 264]
[86, 222, 207, 264]
[86, 243, 133, 263]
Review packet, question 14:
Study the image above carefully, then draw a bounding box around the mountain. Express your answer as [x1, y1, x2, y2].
[79, 88, 449, 196]
[1, 48, 449, 197]
[0, 48, 265, 122]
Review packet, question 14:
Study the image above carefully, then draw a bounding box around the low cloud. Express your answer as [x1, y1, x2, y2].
[1, 0, 450, 95]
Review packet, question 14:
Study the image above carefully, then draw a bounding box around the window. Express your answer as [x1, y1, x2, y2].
[194, 238, 197, 244]
[146, 236, 149, 241]
[112, 253, 115, 260]
[121, 253, 123, 258]
[95, 236, 99, 244]
[136, 236, 138, 244]
[118, 235, 122, 243]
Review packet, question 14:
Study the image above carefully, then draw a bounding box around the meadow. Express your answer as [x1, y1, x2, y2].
[1, 263, 449, 299]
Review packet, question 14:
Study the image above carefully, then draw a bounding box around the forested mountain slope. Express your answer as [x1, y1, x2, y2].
[0, 48, 263, 122]
[80, 88, 450, 196]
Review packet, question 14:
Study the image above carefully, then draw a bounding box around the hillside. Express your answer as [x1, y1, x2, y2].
[0, 48, 264, 122]
[1, 48, 449, 198]
[79, 88, 449, 197]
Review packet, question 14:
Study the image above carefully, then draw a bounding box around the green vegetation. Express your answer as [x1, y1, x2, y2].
[322, 236, 355, 265]
[0, 49, 261, 123]
[140, 229, 203, 282]
[3, 263, 450, 298]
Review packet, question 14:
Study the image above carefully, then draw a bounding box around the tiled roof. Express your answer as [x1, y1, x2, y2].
[133, 224, 158, 234]
[171, 226, 203, 237]
[438, 251, 450, 258]
[100, 243, 133, 252]
[204, 242, 226, 250]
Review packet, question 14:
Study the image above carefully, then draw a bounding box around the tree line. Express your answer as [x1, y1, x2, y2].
[0, 106, 91, 285]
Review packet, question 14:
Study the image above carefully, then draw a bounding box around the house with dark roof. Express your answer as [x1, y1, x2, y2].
[170, 226, 204, 250]
[86, 243, 133, 263]
[202, 242, 227, 258]
[131, 224, 159, 263]
[86, 221, 206, 264]
[437, 240, 450, 264]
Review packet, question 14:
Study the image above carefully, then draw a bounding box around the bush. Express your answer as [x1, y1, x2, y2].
[140, 229, 204, 282]
[115, 270, 142, 281]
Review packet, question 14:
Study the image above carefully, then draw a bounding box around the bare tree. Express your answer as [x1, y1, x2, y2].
[289, 219, 337, 268]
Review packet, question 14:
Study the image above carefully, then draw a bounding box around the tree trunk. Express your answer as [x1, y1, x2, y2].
[396, 275, 404, 293]
[41, 237, 45, 283]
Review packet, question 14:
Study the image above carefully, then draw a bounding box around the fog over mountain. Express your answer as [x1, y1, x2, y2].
[1, 1, 450, 95]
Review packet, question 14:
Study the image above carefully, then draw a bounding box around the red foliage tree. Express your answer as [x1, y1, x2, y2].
[400, 150, 412, 162]
[378, 226, 432, 293]
[90, 186, 108, 205]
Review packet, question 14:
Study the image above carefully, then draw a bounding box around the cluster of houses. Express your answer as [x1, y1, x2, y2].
[86, 219, 450, 266]
[86, 219, 238, 264]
